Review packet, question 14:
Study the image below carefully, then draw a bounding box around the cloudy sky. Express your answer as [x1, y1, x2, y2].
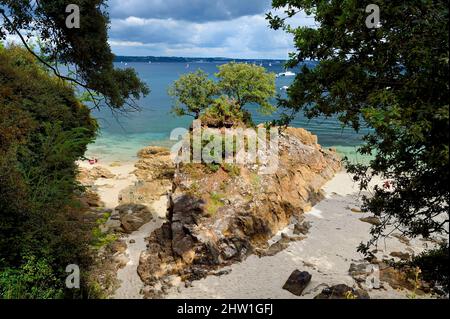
[107, 0, 312, 59]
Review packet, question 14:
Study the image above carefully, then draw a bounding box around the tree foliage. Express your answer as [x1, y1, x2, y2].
[0, 46, 97, 298]
[267, 0, 449, 252]
[0, 0, 149, 110]
[168, 70, 218, 119]
[169, 62, 276, 124]
[216, 62, 276, 115]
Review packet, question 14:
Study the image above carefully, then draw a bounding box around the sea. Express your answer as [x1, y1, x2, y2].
[86, 61, 372, 164]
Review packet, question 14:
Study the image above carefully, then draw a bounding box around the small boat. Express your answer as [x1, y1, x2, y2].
[186, 63, 190, 68]
[276, 71, 296, 78]
[280, 86, 289, 91]
[269, 63, 272, 67]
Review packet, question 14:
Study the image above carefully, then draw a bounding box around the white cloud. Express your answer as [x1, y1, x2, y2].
[106, 1, 316, 58]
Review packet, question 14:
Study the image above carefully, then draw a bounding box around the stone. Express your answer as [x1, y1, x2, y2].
[349, 262, 371, 283]
[390, 251, 411, 260]
[89, 166, 116, 179]
[109, 162, 122, 167]
[113, 254, 130, 268]
[282, 270, 312, 296]
[129, 239, 136, 244]
[104, 219, 122, 231]
[294, 221, 312, 235]
[359, 216, 381, 226]
[80, 191, 104, 208]
[137, 146, 171, 158]
[350, 207, 363, 213]
[110, 240, 127, 254]
[314, 284, 370, 299]
[116, 204, 154, 233]
[392, 233, 411, 245]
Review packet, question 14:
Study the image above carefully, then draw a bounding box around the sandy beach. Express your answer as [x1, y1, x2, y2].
[81, 158, 433, 299]
[161, 171, 430, 299]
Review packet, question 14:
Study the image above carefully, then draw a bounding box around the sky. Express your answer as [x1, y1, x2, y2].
[107, 0, 313, 59]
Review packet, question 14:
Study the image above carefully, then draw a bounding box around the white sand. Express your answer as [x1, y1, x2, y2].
[78, 161, 168, 299]
[113, 195, 168, 299]
[163, 170, 430, 299]
[78, 161, 137, 209]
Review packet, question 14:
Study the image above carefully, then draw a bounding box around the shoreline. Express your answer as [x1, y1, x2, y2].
[79, 155, 435, 299]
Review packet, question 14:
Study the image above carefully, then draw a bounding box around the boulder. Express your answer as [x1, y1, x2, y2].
[115, 204, 154, 233]
[113, 254, 130, 269]
[294, 221, 312, 235]
[282, 270, 312, 296]
[359, 216, 381, 226]
[314, 284, 370, 299]
[89, 166, 116, 179]
[77, 166, 116, 185]
[79, 191, 104, 208]
[110, 240, 127, 254]
[390, 251, 411, 260]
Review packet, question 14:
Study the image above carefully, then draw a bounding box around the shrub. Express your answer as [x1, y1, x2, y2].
[0, 45, 97, 298]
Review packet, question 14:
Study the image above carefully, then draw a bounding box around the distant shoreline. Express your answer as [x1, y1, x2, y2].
[114, 56, 317, 65]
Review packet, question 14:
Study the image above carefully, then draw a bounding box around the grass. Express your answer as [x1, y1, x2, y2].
[205, 192, 225, 217]
[91, 211, 119, 249]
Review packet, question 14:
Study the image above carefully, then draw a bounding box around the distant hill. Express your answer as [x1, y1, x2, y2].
[114, 56, 288, 64]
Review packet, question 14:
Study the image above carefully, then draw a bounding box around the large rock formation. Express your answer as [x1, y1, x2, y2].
[133, 128, 341, 297]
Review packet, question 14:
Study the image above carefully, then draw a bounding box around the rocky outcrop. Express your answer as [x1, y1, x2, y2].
[78, 166, 116, 185]
[314, 284, 370, 299]
[349, 261, 431, 294]
[118, 146, 174, 205]
[134, 127, 341, 296]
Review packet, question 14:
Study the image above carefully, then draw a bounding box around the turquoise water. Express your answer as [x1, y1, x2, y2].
[87, 62, 370, 163]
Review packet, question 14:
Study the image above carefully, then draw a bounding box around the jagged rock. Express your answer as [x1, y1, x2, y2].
[256, 235, 305, 257]
[294, 221, 312, 235]
[391, 233, 411, 245]
[314, 284, 370, 299]
[138, 146, 171, 158]
[349, 261, 430, 293]
[137, 127, 341, 290]
[116, 203, 154, 233]
[390, 251, 411, 260]
[104, 219, 122, 232]
[282, 270, 312, 296]
[77, 166, 116, 186]
[359, 216, 381, 226]
[113, 254, 130, 269]
[349, 262, 372, 284]
[110, 240, 127, 254]
[80, 191, 104, 208]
